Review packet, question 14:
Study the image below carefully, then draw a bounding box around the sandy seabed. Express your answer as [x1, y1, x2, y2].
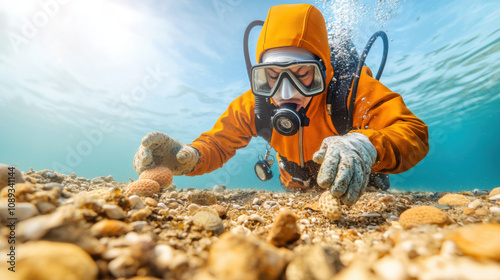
[1, 168, 500, 280]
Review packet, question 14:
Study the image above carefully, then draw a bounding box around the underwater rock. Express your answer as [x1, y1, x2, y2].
[90, 219, 132, 236]
[0, 241, 98, 280]
[124, 179, 160, 197]
[285, 244, 344, 280]
[128, 195, 146, 209]
[139, 167, 173, 190]
[268, 208, 301, 247]
[467, 199, 482, 210]
[318, 191, 342, 221]
[188, 191, 217, 205]
[207, 232, 289, 280]
[446, 223, 500, 260]
[399, 206, 450, 229]
[0, 163, 24, 190]
[438, 193, 470, 206]
[103, 204, 126, 220]
[192, 210, 224, 234]
[213, 184, 226, 193]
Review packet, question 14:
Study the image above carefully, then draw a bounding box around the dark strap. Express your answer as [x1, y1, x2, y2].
[255, 96, 276, 143]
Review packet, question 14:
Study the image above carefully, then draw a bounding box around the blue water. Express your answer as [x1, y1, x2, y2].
[1, 0, 499, 192]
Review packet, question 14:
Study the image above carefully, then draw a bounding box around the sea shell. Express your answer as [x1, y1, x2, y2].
[268, 208, 301, 247]
[318, 191, 342, 221]
[399, 206, 450, 229]
[124, 179, 160, 197]
[139, 167, 173, 190]
[90, 219, 132, 236]
[446, 223, 500, 260]
[438, 193, 470, 206]
[192, 210, 224, 234]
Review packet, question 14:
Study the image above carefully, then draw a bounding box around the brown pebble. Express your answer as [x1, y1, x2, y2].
[475, 207, 489, 216]
[188, 192, 217, 206]
[447, 223, 500, 260]
[462, 207, 475, 215]
[268, 208, 301, 247]
[91, 219, 131, 236]
[130, 208, 152, 221]
[144, 197, 157, 207]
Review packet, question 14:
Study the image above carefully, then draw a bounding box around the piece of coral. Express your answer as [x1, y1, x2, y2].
[124, 179, 160, 197]
[446, 223, 500, 260]
[319, 191, 342, 220]
[438, 193, 470, 206]
[139, 167, 173, 190]
[399, 206, 449, 229]
[268, 208, 301, 247]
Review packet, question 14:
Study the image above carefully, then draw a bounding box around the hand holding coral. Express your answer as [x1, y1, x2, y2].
[313, 133, 377, 206]
[133, 131, 199, 175]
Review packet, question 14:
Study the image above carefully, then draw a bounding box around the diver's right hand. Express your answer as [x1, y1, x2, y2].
[133, 131, 199, 175]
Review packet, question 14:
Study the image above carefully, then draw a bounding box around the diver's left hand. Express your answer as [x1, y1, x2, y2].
[313, 133, 377, 206]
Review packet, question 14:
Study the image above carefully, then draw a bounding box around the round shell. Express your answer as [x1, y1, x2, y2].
[399, 206, 449, 229]
[319, 191, 342, 221]
[139, 167, 173, 190]
[192, 210, 224, 234]
[124, 179, 160, 197]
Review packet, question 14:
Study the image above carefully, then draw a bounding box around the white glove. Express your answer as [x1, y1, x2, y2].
[313, 133, 377, 206]
[133, 131, 199, 175]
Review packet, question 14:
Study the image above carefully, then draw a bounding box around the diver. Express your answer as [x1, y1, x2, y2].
[133, 4, 429, 206]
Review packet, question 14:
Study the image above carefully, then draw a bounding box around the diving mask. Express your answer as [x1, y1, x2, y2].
[251, 60, 326, 98]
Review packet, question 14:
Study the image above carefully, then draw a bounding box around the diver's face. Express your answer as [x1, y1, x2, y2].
[266, 65, 314, 109]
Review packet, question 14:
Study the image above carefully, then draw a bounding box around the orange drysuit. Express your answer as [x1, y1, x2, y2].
[188, 4, 429, 189]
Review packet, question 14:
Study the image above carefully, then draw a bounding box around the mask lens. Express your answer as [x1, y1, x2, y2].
[251, 61, 325, 97]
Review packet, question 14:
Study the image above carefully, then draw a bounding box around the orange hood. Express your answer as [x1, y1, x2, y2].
[256, 4, 334, 88]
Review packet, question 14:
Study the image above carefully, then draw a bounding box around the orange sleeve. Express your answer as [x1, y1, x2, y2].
[351, 66, 429, 174]
[186, 90, 258, 176]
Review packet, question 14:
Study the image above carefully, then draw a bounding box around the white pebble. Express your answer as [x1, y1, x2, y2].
[362, 212, 381, 217]
[213, 185, 225, 193]
[252, 198, 260, 205]
[0, 202, 39, 221]
[155, 244, 174, 269]
[489, 194, 500, 201]
[468, 199, 482, 210]
[249, 214, 265, 223]
[130, 221, 148, 231]
[301, 233, 311, 243]
[311, 217, 317, 223]
[128, 195, 145, 209]
[103, 204, 126, 220]
[231, 225, 251, 236]
[187, 204, 200, 214]
[157, 203, 167, 208]
[490, 206, 500, 216]
[299, 219, 310, 226]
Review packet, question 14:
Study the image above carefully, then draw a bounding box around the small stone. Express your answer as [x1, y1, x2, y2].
[91, 219, 131, 236]
[210, 205, 227, 218]
[252, 198, 260, 205]
[435, 204, 452, 210]
[207, 232, 289, 280]
[188, 191, 217, 206]
[213, 185, 226, 193]
[319, 191, 342, 221]
[438, 193, 470, 206]
[372, 255, 407, 280]
[130, 208, 152, 221]
[285, 244, 343, 280]
[108, 253, 139, 278]
[130, 221, 148, 231]
[0, 241, 98, 280]
[475, 207, 489, 216]
[249, 214, 265, 223]
[489, 194, 500, 201]
[446, 223, 500, 260]
[144, 197, 158, 207]
[468, 199, 482, 210]
[462, 207, 475, 215]
[103, 204, 126, 220]
[490, 207, 500, 216]
[0, 202, 39, 221]
[124, 179, 160, 197]
[139, 167, 173, 190]
[188, 203, 200, 215]
[489, 187, 500, 198]
[268, 208, 301, 247]
[399, 206, 450, 229]
[128, 195, 146, 209]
